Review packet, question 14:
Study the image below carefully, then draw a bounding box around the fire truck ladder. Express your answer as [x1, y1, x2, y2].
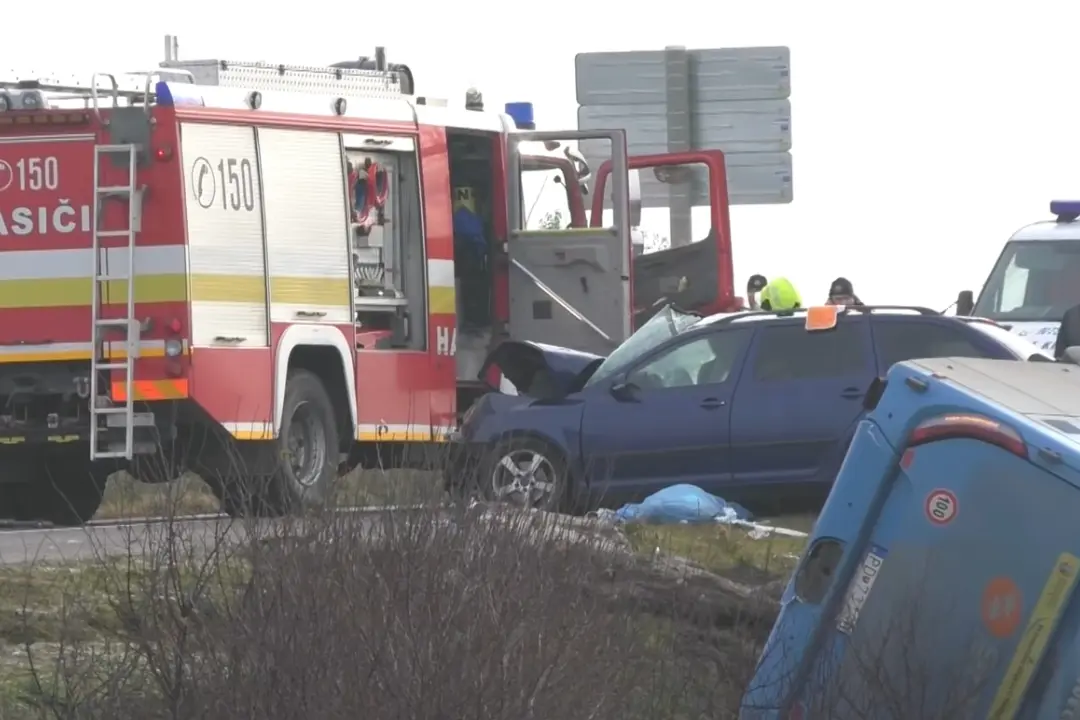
[89, 144, 146, 461]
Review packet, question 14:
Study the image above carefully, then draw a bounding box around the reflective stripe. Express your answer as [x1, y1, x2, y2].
[111, 378, 189, 402]
[355, 423, 453, 442]
[0, 246, 187, 308]
[223, 421, 274, 440]
[0, 275, 186, 308]
[205, 422, 454, 442]
[271, 277, 350, 307]
[0, 245, 186, 280]
[0, 339, 189, 364]
[428, 258, 455, 315]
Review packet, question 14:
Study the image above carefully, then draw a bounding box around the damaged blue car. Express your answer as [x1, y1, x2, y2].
[446, 304, 1049, 513]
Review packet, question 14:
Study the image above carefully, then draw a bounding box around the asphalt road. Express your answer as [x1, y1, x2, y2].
[0, 510, 404, 566]
[0, 515, 247, 566]
[0, 508, 811, 567]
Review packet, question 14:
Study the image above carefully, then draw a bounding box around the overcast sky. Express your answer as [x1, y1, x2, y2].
[10, 0, 1079, 309]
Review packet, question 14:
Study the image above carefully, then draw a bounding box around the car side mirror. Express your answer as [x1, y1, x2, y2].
[956, 290, 975, 316]
[863, 377, 887, 411]
[1063, 347, 1080, 365]
[628, 169, 642, 227]
[610, 378, 639, 402]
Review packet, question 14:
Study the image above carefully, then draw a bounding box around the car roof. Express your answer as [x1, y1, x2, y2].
[1009, 220, 1080, 242]
[691, 305, 944, 330]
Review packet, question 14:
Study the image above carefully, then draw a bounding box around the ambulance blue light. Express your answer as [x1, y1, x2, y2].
[1050, 200, 1080, 222]
[155, 81, 205, 107]
[504, 102, 535, 130]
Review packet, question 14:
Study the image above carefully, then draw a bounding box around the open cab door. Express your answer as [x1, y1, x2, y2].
[506, 130, 634, 355]
[590, 151, 735, 329]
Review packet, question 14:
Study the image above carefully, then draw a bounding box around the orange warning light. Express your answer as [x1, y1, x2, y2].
[805, 305, 840, 332]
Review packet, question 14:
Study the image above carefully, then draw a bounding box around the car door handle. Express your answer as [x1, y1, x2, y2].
[840, 387, 863, 399]
[700, 398, 726, 410]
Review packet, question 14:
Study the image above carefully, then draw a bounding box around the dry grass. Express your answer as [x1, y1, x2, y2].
[94, 468, 445, 521]
[623, 522, 806, 580]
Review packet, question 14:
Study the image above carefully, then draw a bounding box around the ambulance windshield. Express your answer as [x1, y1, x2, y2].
[974, 240, 1080, 322]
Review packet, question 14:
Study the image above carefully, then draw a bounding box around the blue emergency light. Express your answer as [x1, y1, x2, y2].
[504, 102, 535, 130]
[1050, 199, 1080, 222]
[155, 81, 205, 107]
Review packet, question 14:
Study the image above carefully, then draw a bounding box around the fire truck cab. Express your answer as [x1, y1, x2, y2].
[0, 44, 735, 524]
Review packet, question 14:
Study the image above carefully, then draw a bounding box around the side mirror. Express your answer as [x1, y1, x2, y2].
[956, 290, 975, 316]
[628, 169, 642, 227]
[563, 146, 591, 183]
[609, 378, 638, 402]
[863, 377, 887, 411]
[1064, 347, 1080, 365]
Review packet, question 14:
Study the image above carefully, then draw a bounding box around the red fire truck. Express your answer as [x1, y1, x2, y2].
[0, 45, 736, 524]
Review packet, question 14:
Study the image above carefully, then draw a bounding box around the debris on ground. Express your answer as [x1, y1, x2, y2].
[609, 484, 752, 525]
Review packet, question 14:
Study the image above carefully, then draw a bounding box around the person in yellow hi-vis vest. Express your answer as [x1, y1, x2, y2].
[759, 277, 802, 311]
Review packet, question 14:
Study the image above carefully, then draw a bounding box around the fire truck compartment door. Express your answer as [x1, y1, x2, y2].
[506, 130, 632, 356]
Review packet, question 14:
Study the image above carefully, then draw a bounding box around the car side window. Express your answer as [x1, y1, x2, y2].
[752, 322, 867, 382]
[873, 321, 985, 370]
[627, 329, 748, 391]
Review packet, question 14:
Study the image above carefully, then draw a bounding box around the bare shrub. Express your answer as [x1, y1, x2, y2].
[8, 492, 780, 720]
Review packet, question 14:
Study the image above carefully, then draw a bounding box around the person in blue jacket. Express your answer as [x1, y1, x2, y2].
[452, 186, 489, 329]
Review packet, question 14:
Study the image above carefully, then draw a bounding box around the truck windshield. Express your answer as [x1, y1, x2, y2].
[585, 305, 700, 387]
[973, 240, 1080, 322]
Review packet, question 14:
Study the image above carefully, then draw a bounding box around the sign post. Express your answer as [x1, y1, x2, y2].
[576, 46, 792, 246]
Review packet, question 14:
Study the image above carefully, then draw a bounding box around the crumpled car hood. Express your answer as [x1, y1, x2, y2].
[479, 340, 603, 400]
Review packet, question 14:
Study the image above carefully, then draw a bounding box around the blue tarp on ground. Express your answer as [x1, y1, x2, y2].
[613, 484, 753, 525]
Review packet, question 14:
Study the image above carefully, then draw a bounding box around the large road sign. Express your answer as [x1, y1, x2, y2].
[576, 46, 792, 244]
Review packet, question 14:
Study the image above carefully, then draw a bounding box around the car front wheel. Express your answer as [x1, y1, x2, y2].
[483, 437, 567, 511]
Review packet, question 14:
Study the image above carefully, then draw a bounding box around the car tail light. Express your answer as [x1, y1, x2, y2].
[908, 413, 1027, 458]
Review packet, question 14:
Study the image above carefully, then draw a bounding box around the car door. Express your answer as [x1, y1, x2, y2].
[729, 316, 877, 491]
[579, 327, 753, 502]
[870, 316, 1013, 375]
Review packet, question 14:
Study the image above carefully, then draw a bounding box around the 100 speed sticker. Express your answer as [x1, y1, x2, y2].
[925, 489, 958, 526]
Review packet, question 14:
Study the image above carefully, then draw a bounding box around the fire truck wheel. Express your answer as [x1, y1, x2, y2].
[482, 436, 568, 512]
[12, 454, 110, 526]
[272, 369, 340, 511]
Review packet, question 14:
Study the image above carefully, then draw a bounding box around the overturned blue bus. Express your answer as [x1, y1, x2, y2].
[742, 355, 1080, 719]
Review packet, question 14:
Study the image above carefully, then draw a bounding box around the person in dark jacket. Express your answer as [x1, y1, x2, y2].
[1054, 303, 1080, 360]
[826, 277, 864, 306]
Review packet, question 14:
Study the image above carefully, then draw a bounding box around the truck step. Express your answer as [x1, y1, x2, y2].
[105, 412, 155, 428]
[92, 405, 130, 415]
[96, 186, 134, 195]
[94, 230, 132, 238]
[95, 362, 130, 371]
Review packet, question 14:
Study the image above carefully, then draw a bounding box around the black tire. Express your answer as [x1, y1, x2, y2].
[208, 370, 340, 518]
[481, 436, 568, 512]
[9, 452, 110, 526]
[270, 369, 340, 513]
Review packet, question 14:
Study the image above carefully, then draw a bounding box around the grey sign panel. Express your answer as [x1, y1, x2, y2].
[584, 151, 793, 207]
[575, 45, 792, 214]
[577, 99, 791, 155]
[575, 47, 790, 105]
